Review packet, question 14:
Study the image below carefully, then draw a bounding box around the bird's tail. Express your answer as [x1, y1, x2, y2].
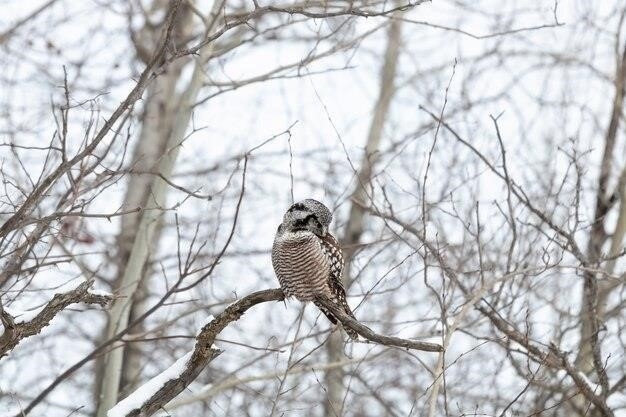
[314, 299, 359, 340]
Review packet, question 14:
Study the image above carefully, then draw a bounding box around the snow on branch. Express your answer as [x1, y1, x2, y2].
[109, 288, 443, 417]
[0, 278, 112, 357]
[107, 288, 283, 417]
[107, 352, 193, 417]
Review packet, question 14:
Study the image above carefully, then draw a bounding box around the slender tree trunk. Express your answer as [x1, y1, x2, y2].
[94, 1, 222, 414]
[116, 3, 195, 395]
[323, 15, 402, 417]
[92, 0, 194, 402]
[574, 43, 626, 416]
[576, 44, 625, 371]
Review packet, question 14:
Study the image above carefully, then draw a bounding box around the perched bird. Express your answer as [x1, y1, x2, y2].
[272, 199, 358, 340]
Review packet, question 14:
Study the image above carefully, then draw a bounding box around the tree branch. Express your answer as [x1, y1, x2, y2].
[315, 295, 443, 352]
[109, 289, 283, 417]
[109, 288, 442, 416]
[0, 279, 111, 358]
[0, 0, 184, 242]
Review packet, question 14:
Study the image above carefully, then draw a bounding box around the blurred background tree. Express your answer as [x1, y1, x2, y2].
[0, 0, 624, 416]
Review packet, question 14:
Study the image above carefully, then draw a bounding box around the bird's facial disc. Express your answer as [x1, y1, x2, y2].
[282, 202, 328, 237]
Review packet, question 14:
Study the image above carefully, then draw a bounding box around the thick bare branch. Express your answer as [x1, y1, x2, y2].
[0, 280, 111, 358]
[109, 289, 284, 417]
[109, 288, 441, 417]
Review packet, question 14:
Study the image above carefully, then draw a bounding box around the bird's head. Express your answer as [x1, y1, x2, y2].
[277, 199, 332, 237]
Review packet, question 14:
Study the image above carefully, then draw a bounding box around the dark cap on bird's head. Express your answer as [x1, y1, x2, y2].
[279, 199, 332, 237]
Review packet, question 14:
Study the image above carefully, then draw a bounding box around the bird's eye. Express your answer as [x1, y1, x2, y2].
[308, 217, 321, 228]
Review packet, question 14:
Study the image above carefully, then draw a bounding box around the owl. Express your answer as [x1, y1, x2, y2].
[272, 199, 358, 340]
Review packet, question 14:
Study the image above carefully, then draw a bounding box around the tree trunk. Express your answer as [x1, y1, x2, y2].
[95, 1, 222, 414]
[323, 14, 402, 417]
[116, 3, 194, 395]
[574, 43, 626, 416]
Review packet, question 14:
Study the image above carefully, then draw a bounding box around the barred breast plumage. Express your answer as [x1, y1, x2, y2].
[272, 230, 333, 301]
[272, 199, 359, 340]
